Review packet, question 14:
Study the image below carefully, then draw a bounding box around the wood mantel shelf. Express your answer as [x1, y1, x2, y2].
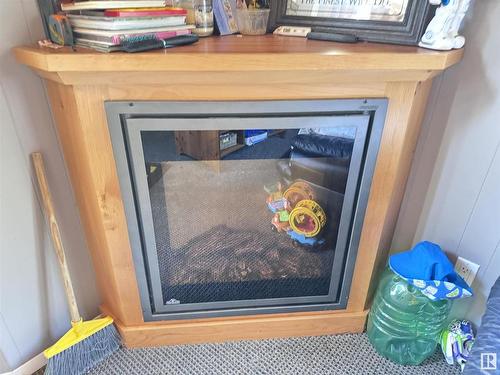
[13, 35, 462, 85]
[14, 35, 463, 347]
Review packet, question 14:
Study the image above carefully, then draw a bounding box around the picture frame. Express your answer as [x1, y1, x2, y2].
[36, 0, 64, 38]
[268, 0, 437, 46]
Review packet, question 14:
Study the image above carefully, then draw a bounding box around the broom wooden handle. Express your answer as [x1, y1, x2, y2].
[32, 153, 81, 323]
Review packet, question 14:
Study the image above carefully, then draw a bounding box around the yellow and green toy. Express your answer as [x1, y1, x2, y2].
[268, 180, 327, 243]
[283, 181, 315, 209]
[289, 199, 326, 237]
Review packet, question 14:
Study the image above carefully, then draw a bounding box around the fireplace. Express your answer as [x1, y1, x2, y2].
[106, 100, 387, 321]
[14, 36, 460, 345]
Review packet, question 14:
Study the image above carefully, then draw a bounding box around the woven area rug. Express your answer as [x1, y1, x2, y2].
[86, 333, 460, 375]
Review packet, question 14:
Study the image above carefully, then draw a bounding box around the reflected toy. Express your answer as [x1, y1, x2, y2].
[267, 180, 327, 248]
[419, 0, 471, 50]
[266, 182, 286, 213]
[288, 231, 325, 247]
[283, 181, 315, 209]
[289, 199, 326, 238]
[271, 211, 291, 232]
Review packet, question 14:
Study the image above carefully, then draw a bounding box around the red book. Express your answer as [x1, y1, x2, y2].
[104, 7, 187, 17]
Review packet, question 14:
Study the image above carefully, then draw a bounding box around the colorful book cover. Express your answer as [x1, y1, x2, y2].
[213, 0, 238, 35]
[113, 28, 191, 44]
[37, 0, 65, 38]
[104, 7, 187, 17]
[61, 1, 168, 11]
[68, 14, 186, 30]
[72, 25, 194, 44]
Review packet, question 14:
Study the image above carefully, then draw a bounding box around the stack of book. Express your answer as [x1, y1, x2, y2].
[62, 1, 195, 52]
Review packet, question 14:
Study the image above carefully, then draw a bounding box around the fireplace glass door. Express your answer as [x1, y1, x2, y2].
[107, 100, 386, 320]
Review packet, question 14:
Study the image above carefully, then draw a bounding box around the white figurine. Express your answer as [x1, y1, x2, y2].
[419, 0, 471, 50]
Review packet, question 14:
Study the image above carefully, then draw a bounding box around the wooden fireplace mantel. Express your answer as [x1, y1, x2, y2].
[14, 35, 462, 347]
[14, 35, 462, 86]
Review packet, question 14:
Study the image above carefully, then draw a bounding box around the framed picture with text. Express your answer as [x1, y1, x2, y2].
[268, 0, 437, 45]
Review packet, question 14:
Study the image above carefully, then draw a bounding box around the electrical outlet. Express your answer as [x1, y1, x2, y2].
[454, 257, 480, 286]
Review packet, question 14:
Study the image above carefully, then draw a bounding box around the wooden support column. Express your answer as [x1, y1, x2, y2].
[348, 79, 434, 311]
[45, 82, 143, 325]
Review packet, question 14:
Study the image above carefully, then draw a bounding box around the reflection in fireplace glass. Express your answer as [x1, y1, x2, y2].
[141, 127, 356, 305]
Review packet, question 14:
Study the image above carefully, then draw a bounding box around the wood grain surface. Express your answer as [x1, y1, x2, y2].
[13, 35, 463, 346]
[32, 152, 82, 323]
[13, 35, 463, 73]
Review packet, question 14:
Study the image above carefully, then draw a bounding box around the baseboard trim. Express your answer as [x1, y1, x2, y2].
[0, 352, 46, 375]
[115, 309, 369, 348]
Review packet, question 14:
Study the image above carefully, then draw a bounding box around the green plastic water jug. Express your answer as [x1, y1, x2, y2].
[367, 268, 452, 365]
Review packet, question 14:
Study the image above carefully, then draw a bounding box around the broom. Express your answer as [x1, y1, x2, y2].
[32, 152, 121, 375]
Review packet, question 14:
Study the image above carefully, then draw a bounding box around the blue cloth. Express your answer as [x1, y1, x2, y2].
[389, 241, 473, 301]
[463, 277, 500, 374]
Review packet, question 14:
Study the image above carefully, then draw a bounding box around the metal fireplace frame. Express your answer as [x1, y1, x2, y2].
[106, 99, 387, 321]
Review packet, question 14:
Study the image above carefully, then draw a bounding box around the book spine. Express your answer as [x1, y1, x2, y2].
[113, 29, 191, 44]
[62, 1, 168, 11]
[104, 9, 187, 17]
[68, 16, 187, 31]
[73, 31, 112, 43]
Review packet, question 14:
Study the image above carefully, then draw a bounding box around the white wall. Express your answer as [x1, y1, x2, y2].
[392, 0, 500, 327]
[0, 0, 99, 370]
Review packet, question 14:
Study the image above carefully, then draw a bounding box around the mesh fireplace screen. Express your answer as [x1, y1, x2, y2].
[106, 100, 387, 320]
[143, 131, 345, 304]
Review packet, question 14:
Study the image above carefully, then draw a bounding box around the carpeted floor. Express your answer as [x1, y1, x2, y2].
[85, 333, 460, 375]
